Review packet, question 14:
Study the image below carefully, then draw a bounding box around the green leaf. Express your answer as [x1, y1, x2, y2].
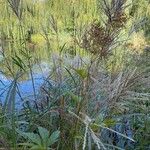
[12, 55, 26, 71]
[65, 67, 77, 85]
[24, 133, 41, 145]
[17, 130, 41, 146]
[90, 123, 100, 132]
[74, 68, 88, 79]
[20, 49, 32, 59]
[30, 145, 43, 150]
[38, 127, 50, 146]
[60, 43, 66, 53]
[103, 118, 116, 127]
[66, 91, 81, 106]
[48, 130, 60, 146]
[3, 75, 18, 114]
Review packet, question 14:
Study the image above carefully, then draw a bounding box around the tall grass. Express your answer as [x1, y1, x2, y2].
[0, 0, 149, 149]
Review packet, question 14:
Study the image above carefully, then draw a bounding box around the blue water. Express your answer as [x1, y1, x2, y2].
[0, 62, 50, 109]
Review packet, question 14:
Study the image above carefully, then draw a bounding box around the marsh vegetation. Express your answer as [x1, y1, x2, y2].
[0, 0, 149, 149]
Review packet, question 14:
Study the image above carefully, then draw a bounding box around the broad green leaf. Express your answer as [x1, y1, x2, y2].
[18, 131, 41, 146]
[24, 132, 41, 145]
[38, 127, 50, 146]
[48, 130, 60, 146]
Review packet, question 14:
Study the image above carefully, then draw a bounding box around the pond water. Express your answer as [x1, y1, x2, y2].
[0, 39, 88, 109]
[0, 34, 52, 108]
[0, 57, 51, 109]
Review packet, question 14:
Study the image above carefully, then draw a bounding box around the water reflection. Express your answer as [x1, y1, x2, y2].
[0, 34, 88, 109]
[0, 61, 51, 109]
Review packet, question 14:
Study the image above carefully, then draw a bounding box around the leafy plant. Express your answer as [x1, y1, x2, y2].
[17, 127, 60, 150]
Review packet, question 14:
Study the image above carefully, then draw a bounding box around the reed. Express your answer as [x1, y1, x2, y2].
[0, 0, 149, 149]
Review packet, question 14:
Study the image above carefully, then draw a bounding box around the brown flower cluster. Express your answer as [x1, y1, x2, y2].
[81, 23, 113, 57]
[110, 12, 127, 29]
[79, 0, 128, 58]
